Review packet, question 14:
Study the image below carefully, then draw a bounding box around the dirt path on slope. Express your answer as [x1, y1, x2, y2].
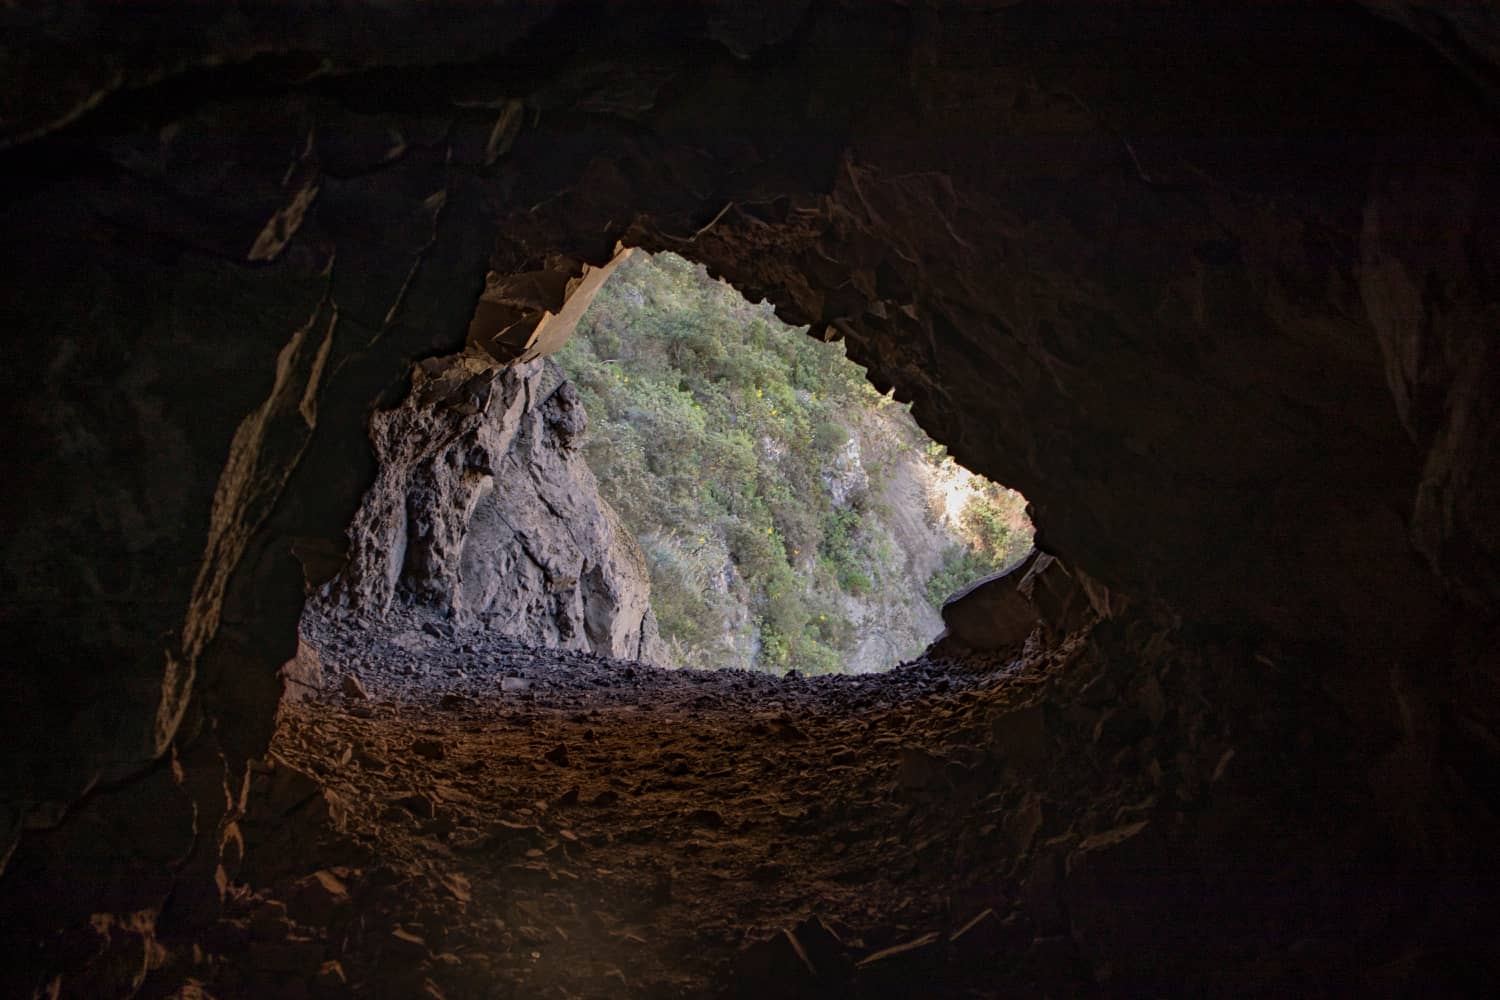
[185, 607, 1088, 999]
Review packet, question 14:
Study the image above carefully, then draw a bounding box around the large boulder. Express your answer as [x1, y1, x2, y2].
[327, 358, 665, 664]
[931, 552, 1045, 655]
[932, 551, 1116, 655]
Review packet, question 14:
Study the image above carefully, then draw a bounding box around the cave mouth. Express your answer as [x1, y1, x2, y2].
[312, 248, 1031, 679]
[256, 246, 1053, 993]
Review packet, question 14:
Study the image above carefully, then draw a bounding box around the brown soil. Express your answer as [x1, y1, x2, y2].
[184, 605, 1086, 999]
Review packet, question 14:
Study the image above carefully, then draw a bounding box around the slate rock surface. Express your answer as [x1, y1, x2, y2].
[327, 358, 664, 665]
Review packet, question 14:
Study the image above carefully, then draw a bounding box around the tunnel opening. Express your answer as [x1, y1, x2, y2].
[253, 243, 1077, 997]
[309, 246, 1033, 681]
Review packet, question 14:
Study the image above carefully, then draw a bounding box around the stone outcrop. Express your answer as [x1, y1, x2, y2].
[328, 357, 664, 663]
[932, 551, 1117, 656]
[933, 553, 1045, 656]
[0, 1, 1497, 994]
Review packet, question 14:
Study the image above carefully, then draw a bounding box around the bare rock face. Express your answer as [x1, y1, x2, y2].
[328, 358, 664, 664]
[459, 371, 667, 663]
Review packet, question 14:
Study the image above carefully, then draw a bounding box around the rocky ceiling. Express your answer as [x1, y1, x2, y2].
[1, 0, 1497, 992]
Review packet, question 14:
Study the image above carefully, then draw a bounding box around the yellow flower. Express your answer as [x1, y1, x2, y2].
[756, 389, 763, 397]
[766, 527, 773, 534]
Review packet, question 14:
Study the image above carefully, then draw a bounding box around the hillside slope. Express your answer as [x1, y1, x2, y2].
[557, 252, 1031, 674]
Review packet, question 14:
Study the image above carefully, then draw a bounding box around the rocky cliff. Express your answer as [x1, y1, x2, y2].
[327, 357, 665, 663]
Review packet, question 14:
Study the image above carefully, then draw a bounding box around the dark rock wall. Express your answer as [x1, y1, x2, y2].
[1, 0, 1497, 991]
[327, 356, 664, 662]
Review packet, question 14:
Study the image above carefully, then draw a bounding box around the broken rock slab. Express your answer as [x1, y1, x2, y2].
[854, 931, 944, 997]
[929, 551, 1113, 657]
[930, 551, 1042, 655]
[278, 640, 324, 703]
[1018, 554, 1099, 636]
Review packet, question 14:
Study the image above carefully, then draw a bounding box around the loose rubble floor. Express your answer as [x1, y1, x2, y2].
[182, 606, 1104, 999]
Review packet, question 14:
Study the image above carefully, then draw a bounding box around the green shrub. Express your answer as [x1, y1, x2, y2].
[925, 545, 1000, 608]
[814, 419, 849, 453]
[840, 567, 873, 597]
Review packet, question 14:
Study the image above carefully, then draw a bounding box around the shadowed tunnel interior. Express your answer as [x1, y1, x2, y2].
[1, 1, 1498, 996]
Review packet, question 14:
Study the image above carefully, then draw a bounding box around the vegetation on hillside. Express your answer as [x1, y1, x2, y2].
[557, 251, 1031, 674]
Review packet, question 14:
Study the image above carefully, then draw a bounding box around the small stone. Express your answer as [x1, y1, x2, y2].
[289, 870, 350, 926]
[949, 908, 1022, 959]
[734, 928, 819, 994]
[250, 935, 325, 975]
[897, 746, 946, 791]
[341, 674, 369, 700]
[590, 789, 619, 807]
[438, 693, 470, 711]
[249, 900, 291, 943]
[393, 792, 436, 819]
[544, 743, 570, 767]
[502, 676, 531, 693]
[354, 745, 386, 770]
[854, 931, 942, 981]
[441, 873, 472, 904]
[313, 960, 347, 996]
[1210, 747, 1236, 784]
[388, 925, 430, 959]
[411, 738, 445, 760]
[792, 915, 849, 981]
[776, 722, 809, 742]
[687, 808, 724, 828]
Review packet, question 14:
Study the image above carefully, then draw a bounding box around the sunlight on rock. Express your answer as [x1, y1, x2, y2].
[557, 251, 1032, 674]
